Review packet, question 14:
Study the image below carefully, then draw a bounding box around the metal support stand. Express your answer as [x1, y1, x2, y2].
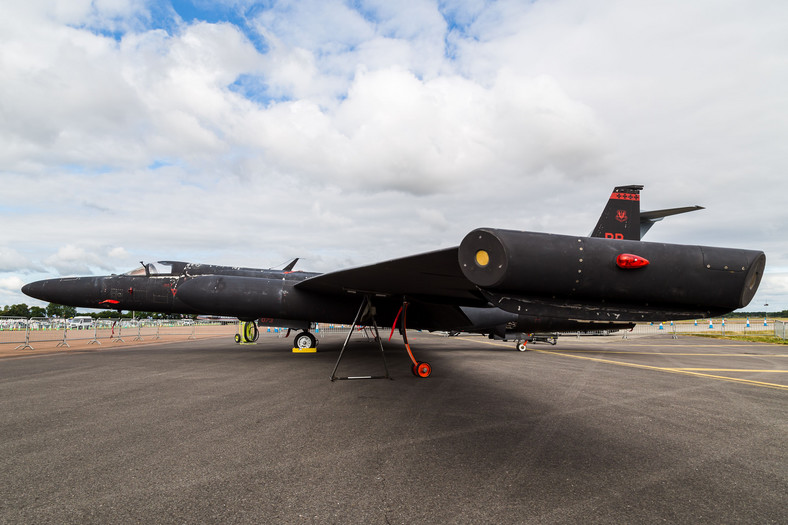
[88, 322, 101, 345]
[330, 295, 391, 381]
[133, 320, 143, 341]
[56, 321, 70, 348]
[110, 320, 125, 343]
[361, 326, 375, 342]
[14, 321, 33, 351]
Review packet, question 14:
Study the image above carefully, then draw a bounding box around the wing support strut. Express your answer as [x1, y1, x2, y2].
[389, 301, 432, 378]
[330, 295, 391, 381]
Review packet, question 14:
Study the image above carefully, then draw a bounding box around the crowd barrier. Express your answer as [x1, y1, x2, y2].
[0, 317, 238, 350]
[2, 317, 785, 351]
[625, 319, 778, 337]
[775, 320, 787, 340]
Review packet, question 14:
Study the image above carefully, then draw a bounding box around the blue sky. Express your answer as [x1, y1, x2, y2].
[1, 0, 787, 312]
[168, 1, 270, 51]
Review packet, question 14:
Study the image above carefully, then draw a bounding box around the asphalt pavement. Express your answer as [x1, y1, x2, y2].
[1, 332, 786, 524]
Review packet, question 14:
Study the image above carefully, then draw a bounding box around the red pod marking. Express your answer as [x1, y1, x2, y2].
[616, 253, 650, 269]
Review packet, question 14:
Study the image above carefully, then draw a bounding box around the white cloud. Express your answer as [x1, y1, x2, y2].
[0, 276, 27, 304]
[108, 247, 130, 259]
[0, 248, 35, 273]
[761, 271, 788, 295]
[43, 245, 122, 276]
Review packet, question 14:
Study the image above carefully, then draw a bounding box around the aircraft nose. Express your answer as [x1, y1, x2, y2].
[21, 277, 100, 307]
[21, 280, 48, 301]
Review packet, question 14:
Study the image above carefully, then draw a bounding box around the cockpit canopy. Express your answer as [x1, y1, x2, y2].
[124, 261, 188, 277]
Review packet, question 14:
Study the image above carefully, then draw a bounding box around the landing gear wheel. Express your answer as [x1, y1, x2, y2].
[243, 322, 259, 343]
[413, 362, 432, 378]
[517, 342, 527, 352]
[234, 334, 241, 344]
[294, 331, 317, 349]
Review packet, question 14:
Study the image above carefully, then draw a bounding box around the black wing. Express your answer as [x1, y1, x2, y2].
[294, 247, 488, 306]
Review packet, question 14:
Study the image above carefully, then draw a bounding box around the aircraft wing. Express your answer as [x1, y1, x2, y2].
[294, 247, 488, 306]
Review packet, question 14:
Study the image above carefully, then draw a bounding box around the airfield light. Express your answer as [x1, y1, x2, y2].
[475, 250, 490, 267]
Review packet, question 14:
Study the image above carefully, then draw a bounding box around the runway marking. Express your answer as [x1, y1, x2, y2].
[671, 368, 788, 373]
[531, 350, 788, 391]
[453, 337, 788, 391]
[536, 350, 788, 357]
[582, 342, 786, 349]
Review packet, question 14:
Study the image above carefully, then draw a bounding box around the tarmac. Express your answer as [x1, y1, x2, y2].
[1, 331, 786, 524]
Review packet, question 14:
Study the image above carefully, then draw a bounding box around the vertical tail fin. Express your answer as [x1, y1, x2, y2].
[590, 185, 643, 240]
[282, 258, 299, 272]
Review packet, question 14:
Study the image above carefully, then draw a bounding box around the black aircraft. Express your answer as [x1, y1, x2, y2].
[22, 186, 764, 377]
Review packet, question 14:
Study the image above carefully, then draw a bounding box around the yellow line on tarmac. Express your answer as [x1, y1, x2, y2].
[543, 349, 788, 357]
[452, 337, 788, 391]
[672, 369, 788, 373]
[455, 337, 520, 349]
[578, 341, 784, 347]
[530, 349, 788, 391]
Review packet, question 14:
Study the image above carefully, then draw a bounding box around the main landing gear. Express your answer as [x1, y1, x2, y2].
[293, 330, 317, 350]
[234, 320, 319, 352]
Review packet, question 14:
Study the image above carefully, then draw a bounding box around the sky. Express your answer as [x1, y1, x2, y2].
[1, 0, 787, 313]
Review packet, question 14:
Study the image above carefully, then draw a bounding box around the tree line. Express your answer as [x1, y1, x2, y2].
[722, 310, 788, 318]
[0, 303, 192, 320]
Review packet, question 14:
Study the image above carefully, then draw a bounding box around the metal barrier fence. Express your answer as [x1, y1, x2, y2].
[1, 317, 357, 351]
[627, 319, 777, 336]
[3, 316, 784, 350]
[0, 316, 238, 350]
[0, 316, 29, 348]
[776, 320, 786, 340]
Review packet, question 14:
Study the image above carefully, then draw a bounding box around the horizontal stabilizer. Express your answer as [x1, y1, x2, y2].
[640, 205, 704, 238]
[641, 205, 704, 221]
